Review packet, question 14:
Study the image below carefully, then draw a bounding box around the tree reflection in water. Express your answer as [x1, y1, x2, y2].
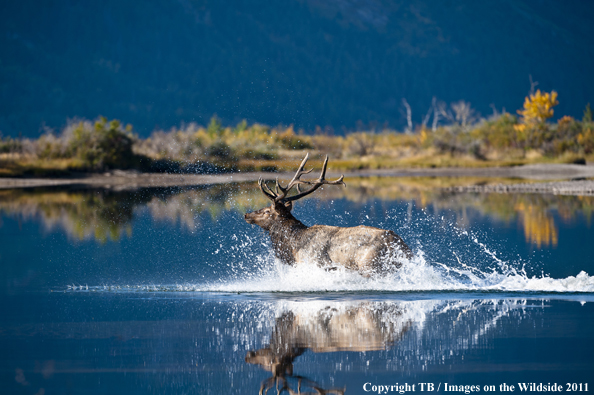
[319, 177, 593, 248]
[0, 188, 142, 242]
[0, 177, 592, 247]
[0, 185, 268, 242]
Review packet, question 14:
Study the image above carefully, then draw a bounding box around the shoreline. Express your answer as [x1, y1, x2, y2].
[444, 179, 594, 196]
[1, 163, 594, 194]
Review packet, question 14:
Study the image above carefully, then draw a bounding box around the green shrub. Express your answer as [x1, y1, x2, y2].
[473, 113, 519, 149]
[431, 126, 472, 155]
[207, 116, 224, 137]
[345, 132, 375, 156]
[248, 150, 278, 160]
[65, 117, 136, 170]
[206, 140, 236, 161]
[233, 120, 248, 134]
[0, 135, 22, 154]
[583, 103, 592, 123]
[273, 126, 313, 150]
[36, 133, 68, 159]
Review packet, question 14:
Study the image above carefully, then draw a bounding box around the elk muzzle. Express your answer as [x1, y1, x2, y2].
[244, 212, 256, 224]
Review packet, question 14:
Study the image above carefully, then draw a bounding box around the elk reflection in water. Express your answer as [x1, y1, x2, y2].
[245, 302, 411, 394]
[241, 298, 544, 395]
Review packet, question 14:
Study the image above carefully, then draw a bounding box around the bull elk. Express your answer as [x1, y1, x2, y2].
[244, 154, 412, 275]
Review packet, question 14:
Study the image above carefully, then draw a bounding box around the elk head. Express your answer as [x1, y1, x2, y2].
[244, 154, 345, 230]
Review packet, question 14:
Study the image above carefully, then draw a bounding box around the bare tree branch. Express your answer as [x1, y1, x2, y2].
[451, 100, 476, 128]
[529, 74, 539, 95]
[437, 100, 455, 123]
[421, 99, 433, 129]
[402, 98, 413, 134]
[431, 97, 440, 132]
[490, 103, 499, 118]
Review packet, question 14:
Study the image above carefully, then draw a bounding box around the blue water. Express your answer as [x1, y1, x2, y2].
[0, 184, 593, 394]
[2, 293, 593, 394]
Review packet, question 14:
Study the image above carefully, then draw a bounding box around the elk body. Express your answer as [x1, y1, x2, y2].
[244, 154, 412, 275]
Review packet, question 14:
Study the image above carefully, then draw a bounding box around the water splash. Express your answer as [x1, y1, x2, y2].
[67, 261, 594, 294]
[195, 255, 594, 294]
[191, 218, 594, 293]
[65, 205, 594, 294]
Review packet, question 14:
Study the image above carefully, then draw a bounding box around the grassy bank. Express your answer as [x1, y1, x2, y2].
[1, 91, 593, 177]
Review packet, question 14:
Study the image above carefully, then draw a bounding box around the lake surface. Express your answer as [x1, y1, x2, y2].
[1, 178, 593, 394]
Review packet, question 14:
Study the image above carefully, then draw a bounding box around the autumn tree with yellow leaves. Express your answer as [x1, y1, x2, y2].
[513, 90, 559, 149]
[517, 90, 559, 125]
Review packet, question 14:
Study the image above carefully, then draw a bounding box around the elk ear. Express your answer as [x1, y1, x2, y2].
[283, 201, 293, 211]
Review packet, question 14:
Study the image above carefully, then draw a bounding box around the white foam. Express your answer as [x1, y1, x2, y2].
[195, 253, 594, 293]
[73, 258, 594, 294]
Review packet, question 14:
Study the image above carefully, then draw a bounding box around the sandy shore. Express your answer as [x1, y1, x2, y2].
[0, 171, 270, 190]
[1, 164, 593, 194]
[445, 180, 594, 196]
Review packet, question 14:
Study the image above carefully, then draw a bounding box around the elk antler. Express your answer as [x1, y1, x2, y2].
[258, 154, 345, 203]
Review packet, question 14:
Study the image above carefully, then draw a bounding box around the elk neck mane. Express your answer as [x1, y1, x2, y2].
[267, 211, 308, 266]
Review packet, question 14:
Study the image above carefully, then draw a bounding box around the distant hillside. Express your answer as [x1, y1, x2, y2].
[1, 0, 593, 137]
